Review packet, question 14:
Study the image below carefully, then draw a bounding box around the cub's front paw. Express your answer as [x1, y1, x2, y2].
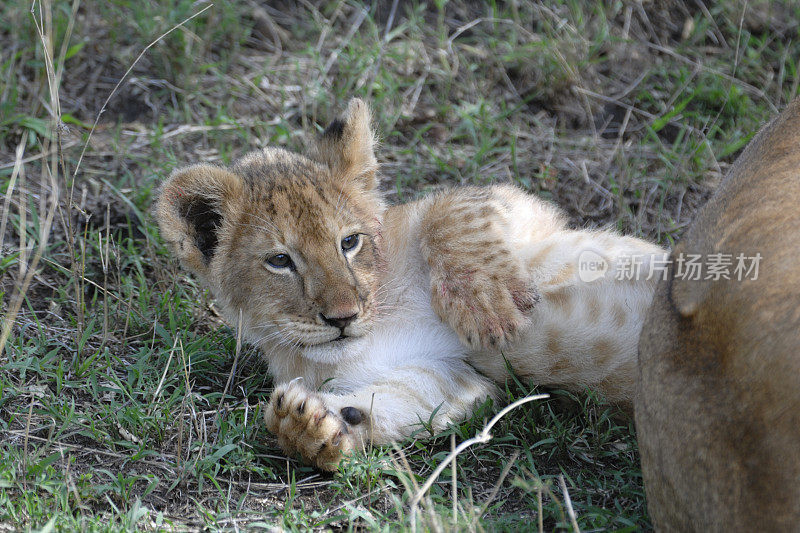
[432, 269, 539, 350]
[263, 381, 361, 471]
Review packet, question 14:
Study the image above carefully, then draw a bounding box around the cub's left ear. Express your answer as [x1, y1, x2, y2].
[312, 98, 378, 190]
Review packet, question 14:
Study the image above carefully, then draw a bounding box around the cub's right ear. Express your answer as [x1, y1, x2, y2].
[154, 163, 244, 278]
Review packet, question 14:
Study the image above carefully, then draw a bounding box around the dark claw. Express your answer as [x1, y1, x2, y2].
[340, 406, 363, 425]
[275, 392, 284, 409]
[297, 399, 306, 414]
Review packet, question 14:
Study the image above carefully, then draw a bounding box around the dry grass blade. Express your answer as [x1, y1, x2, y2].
[479, 449, 520, 517]
[0, 141, 78, 170]
[0, 90, 58, 358]
[409, 394, 549, 520]
[0, 2, 60, 356]
[31, 0, 83, 339]
[215, 308, 244, 444]
[538, 482, 544, 533]
[0, 140, 25, 250]
[4, 1, 213, 357]
[451, 432, 457, 527]
[150, 334, 180, 413]
[559, 474, 580, 532]
[100, 203, 110, 347]
[71, 3, 213, 180]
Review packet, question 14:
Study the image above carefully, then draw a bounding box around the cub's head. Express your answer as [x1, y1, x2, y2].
[155, 99, 386, 359]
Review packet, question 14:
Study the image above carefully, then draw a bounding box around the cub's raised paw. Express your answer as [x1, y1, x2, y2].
[431, 268, 539, 350]
[263, 381, 361, 471]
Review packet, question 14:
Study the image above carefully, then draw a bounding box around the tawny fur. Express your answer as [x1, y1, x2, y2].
[155, 98, 665, 471]
[636, 97, 800, 531]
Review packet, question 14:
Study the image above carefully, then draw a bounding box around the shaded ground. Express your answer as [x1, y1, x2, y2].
[1, 0, 799, 530]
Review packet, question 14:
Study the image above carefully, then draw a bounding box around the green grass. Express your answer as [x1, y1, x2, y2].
[2, 0, 799, 530]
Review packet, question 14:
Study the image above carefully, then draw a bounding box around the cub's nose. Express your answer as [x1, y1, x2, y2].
[320, 312, 359, 329]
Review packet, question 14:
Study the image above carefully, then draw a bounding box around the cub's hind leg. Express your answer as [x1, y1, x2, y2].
[420, 187, 538, 350]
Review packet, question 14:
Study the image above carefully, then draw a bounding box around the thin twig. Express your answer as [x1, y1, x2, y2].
[71, 3, 213, 181]
[409, 394, 549, 515]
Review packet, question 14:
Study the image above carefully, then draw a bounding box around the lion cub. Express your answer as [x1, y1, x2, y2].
[155, 99, 664, 470]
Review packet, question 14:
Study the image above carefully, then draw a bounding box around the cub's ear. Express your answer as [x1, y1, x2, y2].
[154, 163, 244, 278]
[312, 98, 378, 190]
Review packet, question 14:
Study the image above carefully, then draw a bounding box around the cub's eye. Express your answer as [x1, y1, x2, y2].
[266, 253, 294, 269]
[341, 234, 360, 252]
